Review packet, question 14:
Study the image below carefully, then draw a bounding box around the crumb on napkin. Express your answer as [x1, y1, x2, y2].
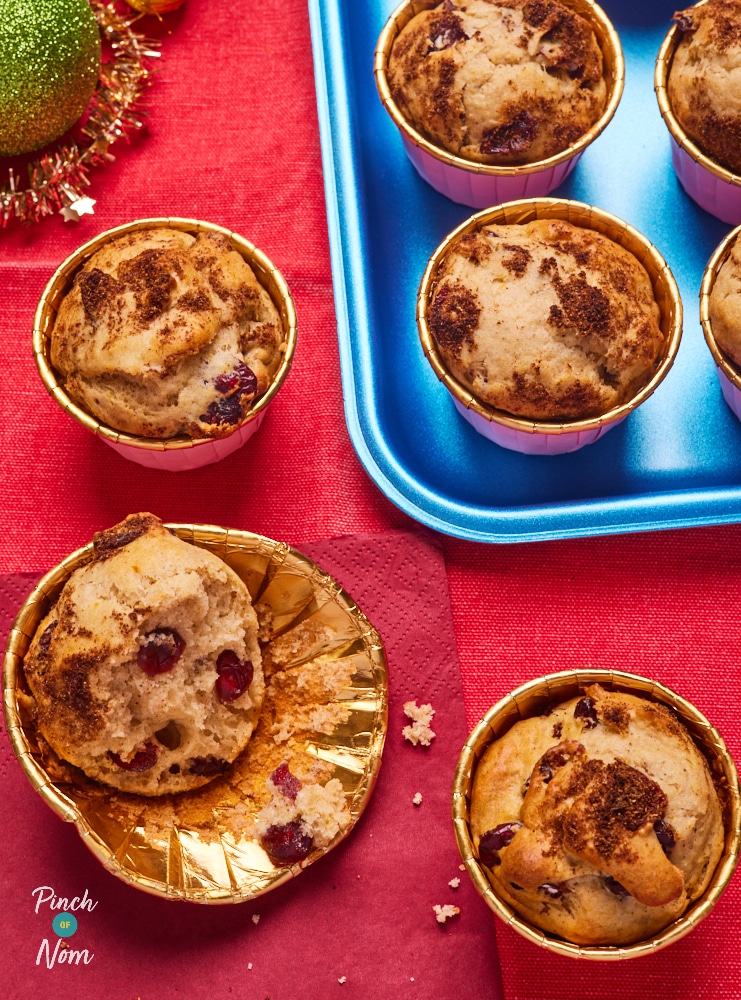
[433, 904, 460, 924]
[412, 791, 423, 806]
[402, 700, 436, 746]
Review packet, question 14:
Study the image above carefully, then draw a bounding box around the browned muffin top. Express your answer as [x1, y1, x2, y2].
[51, 228, 285, 439]
[387, 0, 607, 165]
[500, 741, 684, 908]
[668, 0, 741, 175]
[427, 219, 664, 420]
[469, 684, 725, 946]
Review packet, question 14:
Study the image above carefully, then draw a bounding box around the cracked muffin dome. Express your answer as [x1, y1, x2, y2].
[427, 218, 664, 420]
[668, 0, 741, 176]
[23, 513, 264, 796]
[470, 684, 725, 946]
[386, 0, 608, 165]
[50, 227, 285, 439]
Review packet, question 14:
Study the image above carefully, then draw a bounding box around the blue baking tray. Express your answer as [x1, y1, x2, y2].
[308, 0, 741, 543]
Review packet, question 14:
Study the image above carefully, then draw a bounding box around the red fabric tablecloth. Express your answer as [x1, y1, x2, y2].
[1, 2, 740, 998]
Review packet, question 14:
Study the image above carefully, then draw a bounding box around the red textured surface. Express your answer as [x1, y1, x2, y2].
[0, 1, 740, 998]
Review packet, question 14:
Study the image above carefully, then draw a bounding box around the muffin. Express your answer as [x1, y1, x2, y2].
[469, 683, 725, 946]
[23, 513, 265, 796]
[426, 217, 664, 421]
[49, 226, 286, 439]
[667, 0, 741, 177]
[707, 232, 741, 365]
[700, 226, 741, 424]
[386, 0, 608, 166]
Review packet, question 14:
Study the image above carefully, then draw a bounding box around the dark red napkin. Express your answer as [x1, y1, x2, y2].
[0, 531, 504, 1000]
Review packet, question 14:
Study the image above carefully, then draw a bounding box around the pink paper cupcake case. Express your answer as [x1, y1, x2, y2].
[104, 411, 268, 472]
[452, 399, 624, 456]
[400, 135, 584, 209]
[670, 138, 741, 226]
[715, 367, 741, 422]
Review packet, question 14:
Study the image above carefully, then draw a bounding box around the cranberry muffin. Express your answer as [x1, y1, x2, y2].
[50, 227, 285, 439]
[386, 0, 607, 165]
[23, 513, 264, 796]
[469, 684, 724, 945]
[668, 0, 741, 176]
[427, 217, 664, 420]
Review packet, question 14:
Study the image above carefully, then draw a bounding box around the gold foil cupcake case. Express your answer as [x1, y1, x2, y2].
[452, 670, 740, 959]
[4, 525, 388, 903]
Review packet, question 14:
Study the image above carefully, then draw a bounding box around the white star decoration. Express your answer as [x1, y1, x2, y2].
[60, 197, 97, 223]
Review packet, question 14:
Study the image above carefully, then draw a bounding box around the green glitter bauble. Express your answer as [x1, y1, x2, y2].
[0, 0, 101, 157]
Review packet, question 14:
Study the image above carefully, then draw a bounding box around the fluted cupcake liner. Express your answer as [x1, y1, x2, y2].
[33, 218, 298, 471]
[3, 524, 388, 902]
[374, 0, 624, 208]
[452, 669, 740, 959]
[417, 198, 683, 455]
[655, 11, 741, 226]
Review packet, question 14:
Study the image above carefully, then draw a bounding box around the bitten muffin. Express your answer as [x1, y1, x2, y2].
[427, 218, 664, 420]
[469, 684, 724, 946]
[23, 513, 264, 796]
[708, 234, 741, 365]
[386, 0, 607, 165]
[50, 227, 285, 439]
[668, 0, 741, 176]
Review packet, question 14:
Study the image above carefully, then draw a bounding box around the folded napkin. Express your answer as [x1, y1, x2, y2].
[0, 530, 504, 999]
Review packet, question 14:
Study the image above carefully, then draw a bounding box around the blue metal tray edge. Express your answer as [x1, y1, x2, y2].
[307, 0, 741, 544]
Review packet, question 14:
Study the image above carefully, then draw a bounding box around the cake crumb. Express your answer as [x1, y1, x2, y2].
[433, 904, 460, 924]
[412, 792, 423, 806]
[252, 914, 260, 925]
[402, 701, 436, 746]
[247, 963, 253, 970]
[254, 776, 350, 850]
[449, 877, 461, 889]
[338, 976, 347, 985]
[459, 863, 466, 871]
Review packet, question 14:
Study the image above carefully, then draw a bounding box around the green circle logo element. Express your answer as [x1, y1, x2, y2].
[52, 912, 78, 938]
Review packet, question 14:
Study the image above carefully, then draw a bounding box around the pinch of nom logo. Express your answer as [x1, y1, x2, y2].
[33, 886, 97, 969]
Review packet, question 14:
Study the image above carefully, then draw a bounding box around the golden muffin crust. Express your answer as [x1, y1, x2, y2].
[51, 228, 285, 439]
[427, 218, 664, 420]
[668, 0, 741, 175]
[709, 235, 741, 365]
[469, 685, 724, 946]
[23, 514, 264, 796]
[387, 0, 607, 165]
